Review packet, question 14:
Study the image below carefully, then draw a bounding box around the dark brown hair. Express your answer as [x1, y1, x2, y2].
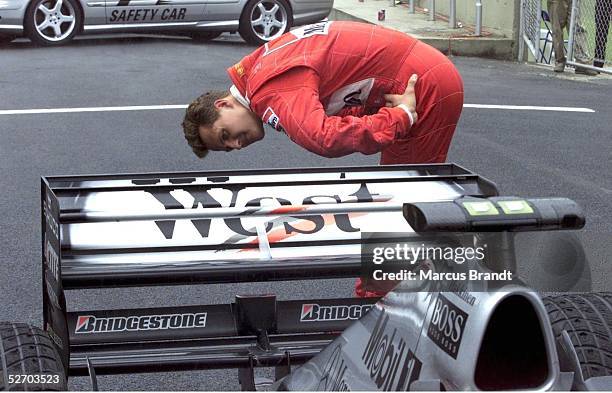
[181, 90, 228, 158]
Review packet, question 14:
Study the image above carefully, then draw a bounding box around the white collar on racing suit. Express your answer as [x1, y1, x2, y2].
[230, 85, 251, 109]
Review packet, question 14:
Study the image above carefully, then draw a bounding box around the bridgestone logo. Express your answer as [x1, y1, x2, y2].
[75, 313, 207, 334]
[300, 304, 372, 322]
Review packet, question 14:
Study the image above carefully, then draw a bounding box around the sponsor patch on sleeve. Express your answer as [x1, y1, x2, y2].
[263, 107, 285, 133]
[233, 62, 245, 77]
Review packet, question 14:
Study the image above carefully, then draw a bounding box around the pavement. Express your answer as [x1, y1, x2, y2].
[0, 34, 611, 390]
[329, 0, 516, 59]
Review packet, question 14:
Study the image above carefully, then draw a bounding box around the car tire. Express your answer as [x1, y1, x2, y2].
[191, 31, 223, 42]
[0, 322, 67, 391]
[24, 0, 82, 46]
[239, 0, 292, 46]
[542, 293, 612, 390]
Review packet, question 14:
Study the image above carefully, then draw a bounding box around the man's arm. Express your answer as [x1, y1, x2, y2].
[252, 71, 418, 158]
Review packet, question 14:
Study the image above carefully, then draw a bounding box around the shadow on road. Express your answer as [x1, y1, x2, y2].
[0, 33, 252, 50]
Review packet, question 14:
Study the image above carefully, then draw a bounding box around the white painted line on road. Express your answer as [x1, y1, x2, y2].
[0, 105, 188, 115]
[0, 103, 596, 115]
[463, 104, 595, 113]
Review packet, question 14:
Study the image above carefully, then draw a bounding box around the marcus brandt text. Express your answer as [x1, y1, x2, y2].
[372, 269, 513, 282]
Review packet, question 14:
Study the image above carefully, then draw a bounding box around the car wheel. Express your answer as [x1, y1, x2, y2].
[24, 0, 82, 46]
[191, 31, 222, 42]
[542, 293, 612, 390]
[239, 0, 292, 46]
[0, 322, 67, 391]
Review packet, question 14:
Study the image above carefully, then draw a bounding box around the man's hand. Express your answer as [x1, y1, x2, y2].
[384, 74, 418, 125]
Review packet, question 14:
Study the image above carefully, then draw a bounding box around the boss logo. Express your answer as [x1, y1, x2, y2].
[427, 294, 468, 359]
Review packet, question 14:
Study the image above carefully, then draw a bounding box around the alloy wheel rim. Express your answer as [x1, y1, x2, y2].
[34, 0, 76, 42]
[249, 0, 288, 42]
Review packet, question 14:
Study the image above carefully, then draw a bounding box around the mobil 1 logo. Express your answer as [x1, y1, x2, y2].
[427, 294, 468, 359]
[362, 311, 422, 391]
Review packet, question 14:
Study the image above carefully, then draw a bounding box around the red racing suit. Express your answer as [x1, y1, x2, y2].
[227, 20, 464, 165]
[227, 21, 464, 297]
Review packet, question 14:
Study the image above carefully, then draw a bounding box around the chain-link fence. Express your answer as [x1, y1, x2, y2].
[520, 0, 543, 61]
[520, 0, 611, 73]
[567, 0, 612, 72]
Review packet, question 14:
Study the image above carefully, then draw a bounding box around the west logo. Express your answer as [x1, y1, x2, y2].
[427, 294, 468, 359]
[362, 311, 422, 391]
[300, 303, 372, 322]
[139, 182, 379, 239]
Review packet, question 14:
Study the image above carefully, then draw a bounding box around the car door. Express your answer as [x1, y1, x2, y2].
[82, 0, 107, 25]
[105, 0, 206, 25]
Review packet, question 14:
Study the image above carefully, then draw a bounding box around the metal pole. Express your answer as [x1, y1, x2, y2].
[566, 61, 612, 74]
[429, 0, 435, 21]
[567, 0, 578, 63]
[449, 0, 456, 28]
[62, 200, 399, 223]
[535, 0, 542, 62]
[475, 0, 482, 36]
[518, 0, 525, 62]
[408, 0, 415, 13]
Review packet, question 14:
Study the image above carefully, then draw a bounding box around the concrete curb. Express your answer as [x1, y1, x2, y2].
[329, 8, 515, 60]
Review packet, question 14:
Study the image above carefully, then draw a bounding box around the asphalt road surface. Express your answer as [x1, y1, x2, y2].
[1, 33, 611, 390]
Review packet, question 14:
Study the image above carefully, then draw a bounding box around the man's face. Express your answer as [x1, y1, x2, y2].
[198, 97, 264, 152]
